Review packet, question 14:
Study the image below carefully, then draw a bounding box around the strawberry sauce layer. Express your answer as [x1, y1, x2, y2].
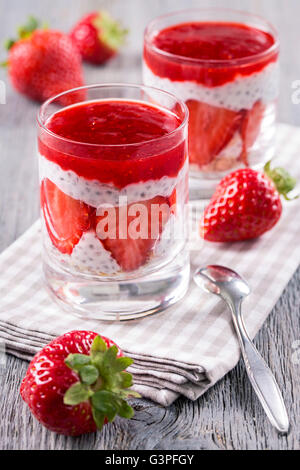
[39, 100, 186, 188]
[144, 21, 278, 86]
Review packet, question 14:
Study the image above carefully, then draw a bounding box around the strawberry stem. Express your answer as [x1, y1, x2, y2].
[63, 335, 140, 431]
[264, 160, 298, 201]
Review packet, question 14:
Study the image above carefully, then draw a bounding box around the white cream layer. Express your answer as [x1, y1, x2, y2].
[39, 153, 188, 209]
[143, 61, 279, 111]
[46, 229, 121, 275]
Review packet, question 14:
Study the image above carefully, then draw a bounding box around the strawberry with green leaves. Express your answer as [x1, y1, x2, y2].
[70, 11, 128, 65]
[200, 161, 297, 242]
[3, 17, 84, 104]
[20, 331, 139, 436]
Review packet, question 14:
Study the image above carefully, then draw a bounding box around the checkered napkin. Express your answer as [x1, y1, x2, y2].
[0, 123, 299, 406]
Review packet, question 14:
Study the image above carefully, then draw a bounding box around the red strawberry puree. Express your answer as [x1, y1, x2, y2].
[144, 20, 279, 174]
[39, 100, 188, 275]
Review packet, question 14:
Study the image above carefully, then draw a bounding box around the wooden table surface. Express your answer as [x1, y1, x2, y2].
[0, 0, 299, 450]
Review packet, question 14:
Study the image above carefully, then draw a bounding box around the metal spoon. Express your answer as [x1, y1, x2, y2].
[194, 265, 289, 434]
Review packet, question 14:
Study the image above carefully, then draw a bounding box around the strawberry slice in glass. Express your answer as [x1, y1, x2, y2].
[186, 100, 244, 167]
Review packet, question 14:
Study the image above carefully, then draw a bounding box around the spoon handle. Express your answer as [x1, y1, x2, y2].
[230, 300, 289, 433]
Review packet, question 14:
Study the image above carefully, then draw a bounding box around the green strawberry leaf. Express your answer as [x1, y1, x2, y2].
[113, 356, 134, 372]
[4, 39, 15, 50]
[119, 371, 133, 388]
[125, 390, 141, 399]
[91, 351, 104, 369]
[98, 346, 119, 386]
[118, 400, 134, 419]
[94, 11, 128, 51]
[103, 344, 119, 364]
[264, 160, 298, 200]
[92, 407, 106, 430]
[64, 382, 90, 405]
[62, 334, 140, 430]
[118, 388, 141, 399]
[65, 353, 91, 372]
[79, 365, 99, 385]
[3, 16, 42, 62]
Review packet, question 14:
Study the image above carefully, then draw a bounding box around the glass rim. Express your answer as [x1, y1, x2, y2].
[37, 83, 189, 149]
[144, 7, 280, 67]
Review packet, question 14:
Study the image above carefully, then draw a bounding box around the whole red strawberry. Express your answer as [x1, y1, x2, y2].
[4, 17, 84, 104]
[70, 11, 128, 65]
[20, 330, 139, 436]
[200, 162, 297, 242]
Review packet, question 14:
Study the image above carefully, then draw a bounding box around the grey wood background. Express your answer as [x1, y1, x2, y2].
[0, 0, 299, 451]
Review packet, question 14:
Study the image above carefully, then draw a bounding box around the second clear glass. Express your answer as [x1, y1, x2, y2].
[143, 8, 280, 197]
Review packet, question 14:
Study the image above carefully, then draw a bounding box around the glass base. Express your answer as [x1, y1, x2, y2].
[43, 251, 190, 321]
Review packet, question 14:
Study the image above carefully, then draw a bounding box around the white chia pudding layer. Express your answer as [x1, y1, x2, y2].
[40, 155, 188, 276]
[143, 61, 279, 111]
[39, 153, 188, 209]
[47, 230, 121, 275]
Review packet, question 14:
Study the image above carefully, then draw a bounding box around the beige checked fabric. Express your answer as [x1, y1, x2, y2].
[0, 123, 299, 406]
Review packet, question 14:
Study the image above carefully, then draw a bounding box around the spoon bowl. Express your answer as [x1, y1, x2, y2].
[194, 265, 251, 300]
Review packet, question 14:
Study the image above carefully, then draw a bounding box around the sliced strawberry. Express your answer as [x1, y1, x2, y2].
[95, 196, 170, 272]
[168, 188, 177, 214]
[41, 179, 93, 255]
[186, 100, 244, 167]
[240, 100, 265, 165]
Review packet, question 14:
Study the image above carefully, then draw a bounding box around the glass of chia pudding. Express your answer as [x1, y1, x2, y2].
[143, 8, 280, 197]
[38, 84, 190, 320]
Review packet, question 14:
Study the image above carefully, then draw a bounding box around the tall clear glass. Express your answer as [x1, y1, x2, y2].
[37, 84, 189, 320]
[143, 8, 280, 197]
